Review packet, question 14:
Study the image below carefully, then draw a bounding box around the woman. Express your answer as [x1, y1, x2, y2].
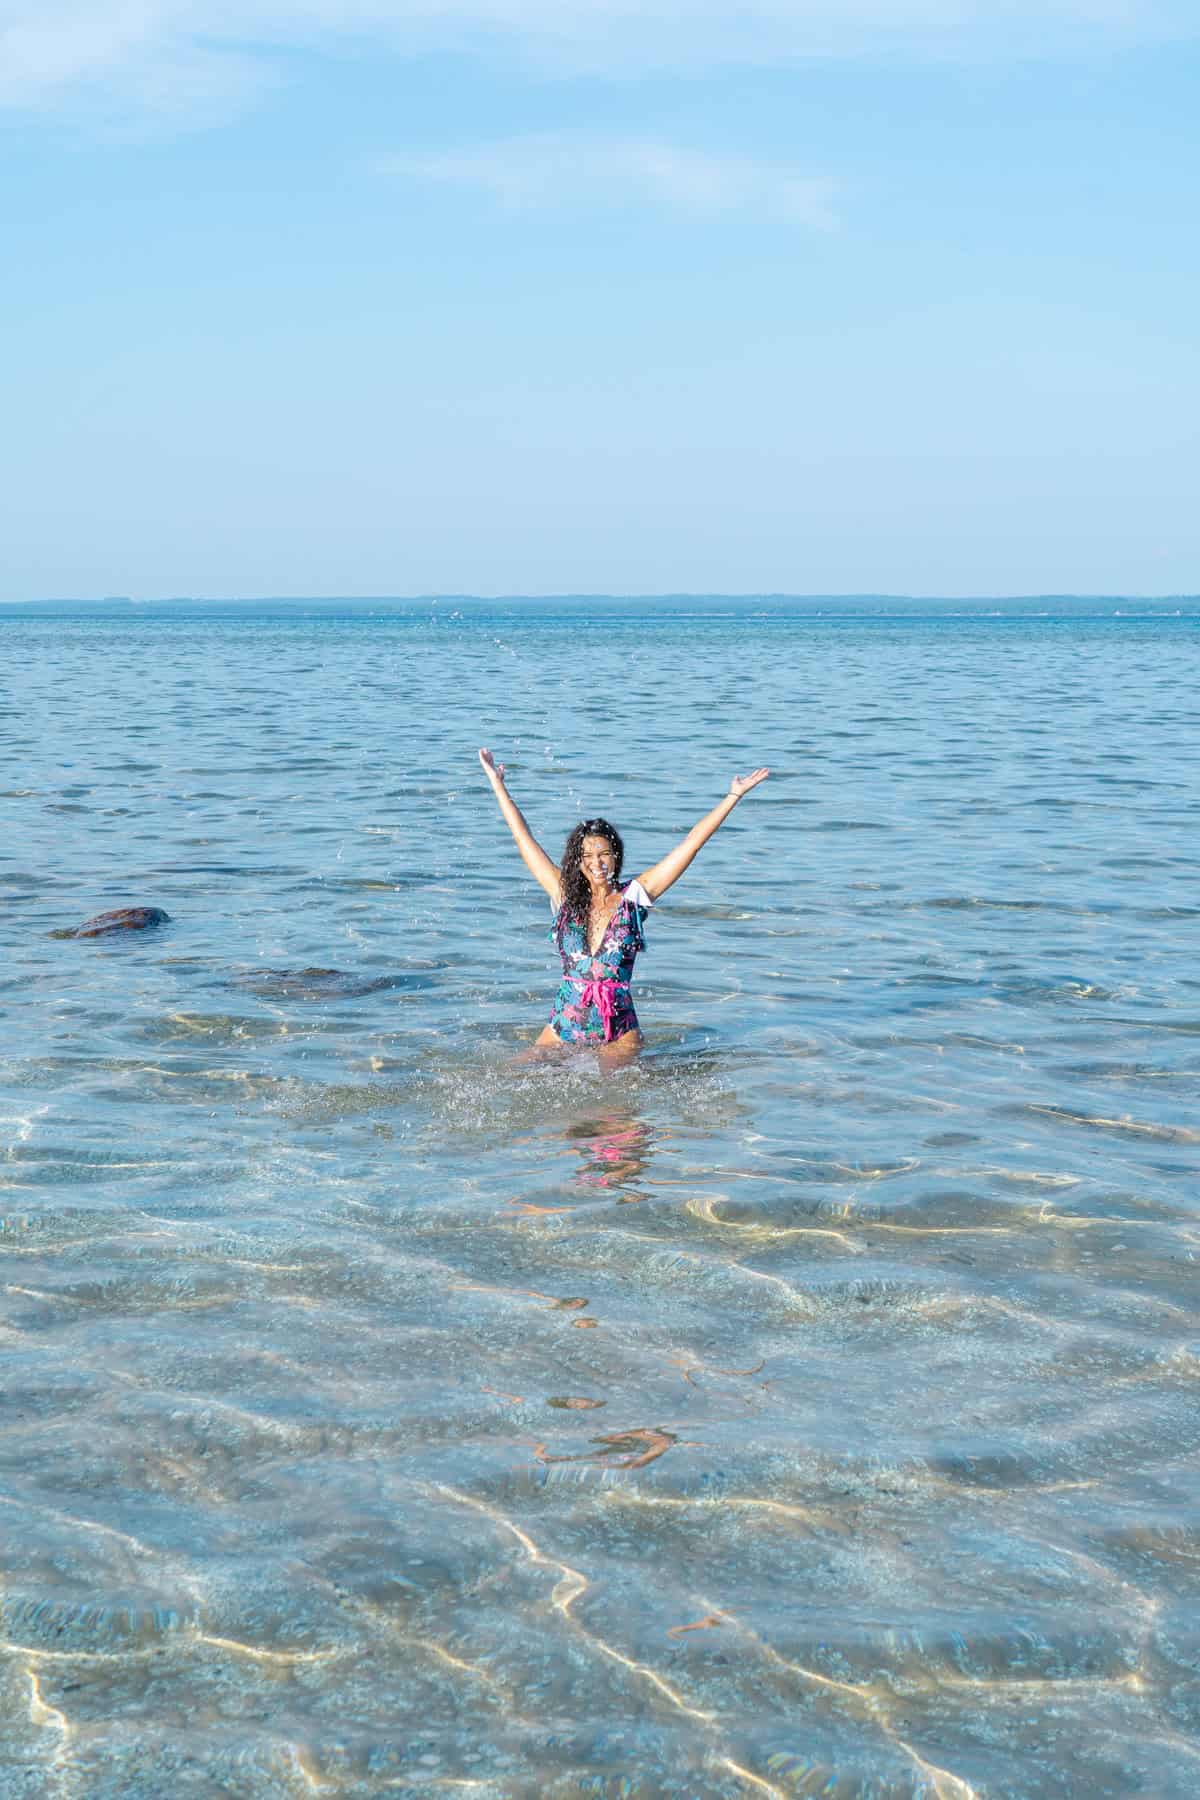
[478, 748, 770, 1066]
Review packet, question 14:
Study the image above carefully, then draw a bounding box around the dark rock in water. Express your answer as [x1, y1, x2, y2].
[231, 966, 426, 1000]
[53, 907, 171, 940]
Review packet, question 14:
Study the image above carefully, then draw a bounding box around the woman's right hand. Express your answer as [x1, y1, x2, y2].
[478, 747, 506, 787]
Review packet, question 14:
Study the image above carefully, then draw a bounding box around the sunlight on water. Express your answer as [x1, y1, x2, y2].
[2, 600, 1199, 1796]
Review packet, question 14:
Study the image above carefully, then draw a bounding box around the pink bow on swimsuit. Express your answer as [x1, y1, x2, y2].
[572, 975, 620, 1042]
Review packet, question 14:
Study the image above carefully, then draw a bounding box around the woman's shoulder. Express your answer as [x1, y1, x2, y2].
[623, 878, 654, 909]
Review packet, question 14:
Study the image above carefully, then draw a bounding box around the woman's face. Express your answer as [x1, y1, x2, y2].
[580, 834, 617, 889]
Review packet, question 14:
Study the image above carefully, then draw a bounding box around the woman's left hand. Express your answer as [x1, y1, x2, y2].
[730, 768, 770, 797]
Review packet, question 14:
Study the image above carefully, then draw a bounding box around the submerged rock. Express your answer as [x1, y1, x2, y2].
[54, 906, 171, 939]
[230, 967, 424, 1000]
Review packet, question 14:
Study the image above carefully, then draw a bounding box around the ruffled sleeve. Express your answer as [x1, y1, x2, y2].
[620, 879, 652, 955]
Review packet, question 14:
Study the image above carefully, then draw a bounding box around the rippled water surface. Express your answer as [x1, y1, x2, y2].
[3, 598, 1199, 1797]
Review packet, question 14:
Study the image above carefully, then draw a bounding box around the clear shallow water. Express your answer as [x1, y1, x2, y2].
[2, 599, 1199, 1798]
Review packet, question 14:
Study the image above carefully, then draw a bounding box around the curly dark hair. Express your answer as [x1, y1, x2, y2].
[556, 817, 624, 939]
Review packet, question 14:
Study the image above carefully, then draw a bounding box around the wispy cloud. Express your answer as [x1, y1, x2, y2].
[377, 136, 837, 225]
[0, 2, 267, 121]
[2, 1, 1196, 119]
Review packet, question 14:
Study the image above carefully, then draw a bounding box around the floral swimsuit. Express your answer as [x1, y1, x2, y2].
[548, 879, 654, 1045]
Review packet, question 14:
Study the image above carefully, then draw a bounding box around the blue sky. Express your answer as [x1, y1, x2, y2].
[3, 2, 1198, 598]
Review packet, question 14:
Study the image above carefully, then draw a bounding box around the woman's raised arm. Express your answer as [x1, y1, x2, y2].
[478, 749, 561, 901]
[636, 769, 770, 901]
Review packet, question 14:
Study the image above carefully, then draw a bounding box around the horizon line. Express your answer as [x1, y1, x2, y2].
[3, 592, 1198, 607]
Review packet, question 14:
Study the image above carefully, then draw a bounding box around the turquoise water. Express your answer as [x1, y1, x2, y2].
[2, 599, 1199, 1797]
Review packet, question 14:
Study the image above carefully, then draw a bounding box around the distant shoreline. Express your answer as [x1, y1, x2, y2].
[2, 592, 1196, 617]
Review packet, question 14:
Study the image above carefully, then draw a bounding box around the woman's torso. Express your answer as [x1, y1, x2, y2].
[548, 881, 651, 1042]
[553, 886, 647, 982]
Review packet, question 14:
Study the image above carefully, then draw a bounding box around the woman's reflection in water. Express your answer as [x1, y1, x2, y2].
[563, 1109, 659, 1203]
